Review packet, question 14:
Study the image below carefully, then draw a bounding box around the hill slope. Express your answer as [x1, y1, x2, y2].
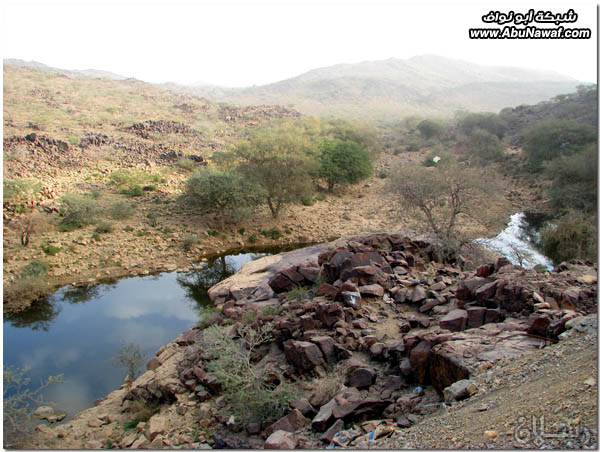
[180, 55, 581, 119]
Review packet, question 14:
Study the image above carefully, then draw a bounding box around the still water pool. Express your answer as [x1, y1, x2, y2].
[3, 246, 296, 417]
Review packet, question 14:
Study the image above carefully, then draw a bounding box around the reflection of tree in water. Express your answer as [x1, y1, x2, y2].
[176, 256, 236, 315]
[5, 297, 61, 332]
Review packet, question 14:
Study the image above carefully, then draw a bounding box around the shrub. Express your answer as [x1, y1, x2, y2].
[457, 112, 507, 139]
[20, 260, 48, 279]
[261, 306, 283, 316]
[67, 135, 81, 146]
[15, 212, 53, 247]
[109, 201, 136, 219]
[41, 244, 60, 256]
[176, 157, 196, 172]
[417, 119, 444, 139]
[119, 185, 144, 197]
[58, 193, 103, 231]
[94, 221, 114, 234]
[464, 128, 505, 165]
[3, 179, 41, 204]
[182, 234, 200, 251]
[248, 234, 258, 243]
[543, 144, 597, 214]
[260, 228, 282, 240]
[201, 324, 298, 427]
[184, 168, 262, 228]
[523, 119, 596, 171]
[539, 210, 597, 263]
[317, 138, 373, 191]
[287, 287, 308, 301]
[109, 169, 160, 188]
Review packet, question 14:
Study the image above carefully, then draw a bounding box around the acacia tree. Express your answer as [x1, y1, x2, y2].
[318, 138, 373, 191]
[184, 167, 262, 229]
[387, 162, 502, 259]
[232, 127, 317, 218]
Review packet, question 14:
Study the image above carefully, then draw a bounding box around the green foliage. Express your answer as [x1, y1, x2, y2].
[287, 287, 308, 301]
[176, 157, 197, 172]
[184, 167, 261, 228]
[457, 112, 507, 139]
[317, 138, 373, 191]
[119, 184, 144, 197]
[464, 128, 505, 165]
[417, 119, 444, 139]
[523, 119, 596, 170]
[3, 366, 64, 445]
[41, 244, 60, 256]
[20, 260, 48, 279]
[261, 306, 283, 316]
[543, 143, 597, 213]
[67, 135, 81, 146]
[260, 228, 282, 240]
[111, 342, 146, 380]
[109, 169, 161, 188]
[539, 210, 597, 263]
[182, 234, 200, 251]
[94, 221, 114, 234]
[109, 201, 136, 219]
[232, 126, 318, 218]
[3, 178, 41, 204]
[58, 193, 103, 230]
[201, 324, 298, 427]
[248, 234, 259, 243]
[321, 118, 382, 156]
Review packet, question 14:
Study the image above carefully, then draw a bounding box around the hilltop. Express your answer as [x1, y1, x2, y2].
[169, 55, 582, 119]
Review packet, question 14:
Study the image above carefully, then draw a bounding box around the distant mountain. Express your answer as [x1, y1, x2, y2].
[3, 59, 128, 81]
[180, 55, 581, 119]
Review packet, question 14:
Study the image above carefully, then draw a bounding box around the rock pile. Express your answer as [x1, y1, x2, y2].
[124, 120, 202, 139]
[219, 105, 300, 126]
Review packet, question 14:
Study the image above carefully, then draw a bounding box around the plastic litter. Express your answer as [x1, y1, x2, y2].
[328, 419, 397, 448]
[413, 386, 423, 394]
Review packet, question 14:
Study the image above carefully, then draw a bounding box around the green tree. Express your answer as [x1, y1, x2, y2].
[112, 342, 146, 380]
[318, 138, 373, 191]
[184, 168, 262, 229]
[544, 143, 597, 213]
[523, 119, 596, 170]
[465, 128, 505, 165]
[232, 127, 318, 218]
[417, 119, 444, 139]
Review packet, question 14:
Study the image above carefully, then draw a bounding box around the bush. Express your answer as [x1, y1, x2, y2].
[176, 157, 197, 172]
[318, 138, 373, 191]
[543, 144, 597, 214]
[20, 260, 48, 279]
[119, 185, 144, 197]
[58, 193, 103, 231]
[464, 128, 505, 165]
[3, 179, 41, 204]
[201, 324, 298, 427]
[248, 234, 258, 243]
[523, 119, 596, 171]
[41, 244, 60, 256]
[67, 135, 81, 146]
[457, 112, 507, 139]
[539, 210, 597, 263]
[184, 168, 262, 229]
[287, 287, 308, 301]
[417, 119, 444, 139]
[260, 228, 282, 240]
[94, 221, 114, 234]
[109, 169, 160, 188]
[182, 234, 200, 251]
[109, 201, 136, 219]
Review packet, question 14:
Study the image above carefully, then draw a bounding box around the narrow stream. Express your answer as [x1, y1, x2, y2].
[3, 245, 301, 417]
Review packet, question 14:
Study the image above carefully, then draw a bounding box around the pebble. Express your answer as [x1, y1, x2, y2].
[483, 430, 498, 440]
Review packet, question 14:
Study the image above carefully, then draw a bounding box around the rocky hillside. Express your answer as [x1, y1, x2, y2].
[178, 55, 581, 119]
[29, 232, 597, 449]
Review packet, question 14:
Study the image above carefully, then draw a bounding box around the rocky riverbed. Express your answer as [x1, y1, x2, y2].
[28, 232, 597, 449]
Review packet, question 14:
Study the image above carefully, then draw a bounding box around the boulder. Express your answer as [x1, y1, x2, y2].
[409, 341, 432, 384]
[312, 398, 338, 432]
[347, 367, 377, 389]
[359, 284, 384, 297]
[264, 430, 297, 449]
[265, 409, 310, 436]
[466, 307, 487, 329]
[443, 379, 478, 401]
[310, 336, 336, 362]
[410, 286, 427, 303]
[320, 419, 344, 443]
[290, 398, 316, 418]
[284, 340, 325, 372]
[440, 309, 468, 332]
[340, 291, 362, 309]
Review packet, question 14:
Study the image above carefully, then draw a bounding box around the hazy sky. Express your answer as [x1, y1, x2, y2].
[2, 0, 597, 86]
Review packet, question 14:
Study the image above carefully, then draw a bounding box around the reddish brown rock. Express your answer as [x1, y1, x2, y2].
[359, 284, 384, 297]
[466, 307, 487, 329]
[284, 340, 325, 372]
[440, 309, 468, 332]
[348, 367, 377, 389]
[265, 430, 297, 449]
[312, 398, 338, 432]
[265, 409, 310, 436]
[311, 336, 336, 362]
[409, 341, 432, 384]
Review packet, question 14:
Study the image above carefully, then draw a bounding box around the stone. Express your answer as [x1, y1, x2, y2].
[265, 409, 310, 436]
[475, 281, 498, 302]
[527, 314, 551, 337]
[284, 340, 325, 372]
[484, 308, 503, 324]
[340, 291, 362, 309]
[484, 430, 499, 440]
[147, 357, 161, 371]
[348, 367, 377, 389]
[410, 286, 427, 303]
[147, 415, 168, 441]
[331, 399, 390, 421]
[320, 419, 344, 443]
[312, 398, 338, 432]
[290, 398, 316, 418]
[440, 309, 468, 332]
[310, 336, 336, 362]
[84, 440, 104, 449]
[34, 406, 54, 418]
[369, 342, 385, 358]
[409, 341, 432, 384]
[359, 284, 384, 297]
[456, 277, 489, 301]
[316, 283, 338, 298]
[264, 430, 297, 449]
[466, 307, 487, 329]
[443, 379, 478, 401]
